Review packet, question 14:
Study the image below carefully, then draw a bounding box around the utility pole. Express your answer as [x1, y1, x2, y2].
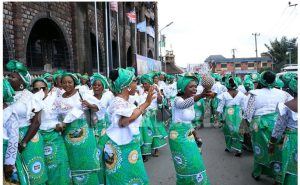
[252, 33, 260, 58]
[232, 48, 237, 58]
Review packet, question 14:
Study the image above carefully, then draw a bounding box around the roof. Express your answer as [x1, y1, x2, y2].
[162, 62, 183, 74]
[204, 55, 226, 62]
[208, 57, 272, 63]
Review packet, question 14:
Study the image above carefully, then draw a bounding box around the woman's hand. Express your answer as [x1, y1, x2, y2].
[268, 143, 275, 154]
[4, 164, 14, 180]
[81, 100, 91, 109]
[146, 86, 155, 105]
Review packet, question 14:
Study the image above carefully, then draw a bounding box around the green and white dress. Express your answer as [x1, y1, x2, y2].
[10, 89, 48, 185]
[169, 96, 210, 185]
[139, 90, 167, 155]
[217, 91, 246, 153]
[211, 82, 227, 124]
[104, 96, 150, 185]
[245, 88, 293, 179]
[271, 103, 297, 185]
[39, 90, 71, 185]
[55, 91, 101, 185]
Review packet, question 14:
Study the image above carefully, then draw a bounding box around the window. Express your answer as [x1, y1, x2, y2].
[221, 64, 227, 68]
[248, 63, 254, 67]
[235, 63, 241, 68]
[262, 63, 268, 67]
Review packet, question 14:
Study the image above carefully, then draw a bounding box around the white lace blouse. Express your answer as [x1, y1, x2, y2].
[3, 106, 19, 165]
[106, 96, 142, 145]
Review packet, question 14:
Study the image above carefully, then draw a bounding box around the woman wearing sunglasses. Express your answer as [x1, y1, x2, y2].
[32, 77, 72, 185]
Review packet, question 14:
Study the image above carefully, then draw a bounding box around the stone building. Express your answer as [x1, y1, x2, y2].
[161, 50, 183, 74]
[3, 2, 159, 75]
[204, 54, 273, 75]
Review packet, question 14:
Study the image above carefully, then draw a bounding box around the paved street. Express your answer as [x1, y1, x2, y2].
[145, 123, 274, 185]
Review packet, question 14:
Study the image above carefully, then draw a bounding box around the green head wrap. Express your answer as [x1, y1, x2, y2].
[140, 73, 154, 85]
[282, 73, 297, 88]
[126, 67, 136, 74]
[177, 73, 199, 94]
[243, 78, 254, 91]
[61, 72, 80, 86]
[225, 76, 238, 90]
[251, 73, 260, 83]
[275, 78, 284, 89]
[3, 78, 15, 103]
[6, 60, 31, 88]
[32, 77, 48, 88]
[42, 73, 52, 80]
[166, 74, 175, 82]
[244, 75, 251, 81]
[53, 69, 64, 82]
[234, 76, 242, 86]
[288, 77, 297, 94]
[90, 73, 109, 89]
[111, 68, 135, 94]
[259, 71, 276, 89]
[81, 75, 89, 80]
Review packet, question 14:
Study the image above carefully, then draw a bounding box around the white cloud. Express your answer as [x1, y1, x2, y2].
[157, 0, 300, 67]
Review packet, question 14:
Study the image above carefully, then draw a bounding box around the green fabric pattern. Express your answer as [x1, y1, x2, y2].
[140, 73, 154, 85]
[192, 98, 206, 128]
[40, 130, 71, 185]
[19, 126, 48, 185]
[288, 77, 297, 94]
[276, 130, 297, 185]
[3, 78, 15, 103]
[250, 113, 278, 178]
[6, 60, 31, 88]
[90, 73, 109, 89]
[177, 74, 198, 94]
[140, 110, 155, 155]
[275, 78, 284, 89]
[63, 119, 100, 185]
[103, 134, 150, 185]
[152, 109, 168, 149]
[61, 72, 80, 86]
[111, 68, 135, 94]
[169, 122, 210, 185]
[222, 105, 243, 152]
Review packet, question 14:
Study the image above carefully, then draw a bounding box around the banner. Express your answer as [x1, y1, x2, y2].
[136, 54, 162, 75]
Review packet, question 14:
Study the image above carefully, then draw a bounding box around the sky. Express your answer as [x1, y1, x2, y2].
[157, 0, 300, 68]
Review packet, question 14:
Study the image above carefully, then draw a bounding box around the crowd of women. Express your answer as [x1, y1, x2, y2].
[3, 59, 297, 185]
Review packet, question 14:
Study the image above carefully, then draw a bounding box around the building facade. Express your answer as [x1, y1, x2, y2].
[3, 2, 158, 75]
[204, 54, 273, 75]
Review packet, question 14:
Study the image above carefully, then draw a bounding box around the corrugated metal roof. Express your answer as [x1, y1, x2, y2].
[209, 57, 272, 63]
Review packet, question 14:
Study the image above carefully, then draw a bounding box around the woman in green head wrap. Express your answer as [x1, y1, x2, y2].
[274, 77, 284, 89]
[169, 73, 211, 185]
[31, 77, 72, 185]
[3, 79, 20, 183]
[244, 70, 294, 181]
[6, 60, 48, 184]
[101, 68, 154, 184]
[269, 76, 298, 185]
[42, 73, 53, 90]
[217, 76, 246, 156]
[89, 73, 112, 183]
[140, 72, 167, 159]
[55, 72, 102, 185]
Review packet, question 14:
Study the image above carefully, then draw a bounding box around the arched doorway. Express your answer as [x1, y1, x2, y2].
[90, 33, 104, 72]
[26, 18, 70, 71]
[127, 46, 133, 67]
[148, 50, 154, 59]
[112, 40, 118, 69]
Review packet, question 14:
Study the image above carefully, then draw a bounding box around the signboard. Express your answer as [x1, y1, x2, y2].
[186, 63, 210, 74]
[136, 54, 162, 75]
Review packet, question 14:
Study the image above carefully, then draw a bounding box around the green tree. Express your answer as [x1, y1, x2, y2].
[265, 36, 298, 72]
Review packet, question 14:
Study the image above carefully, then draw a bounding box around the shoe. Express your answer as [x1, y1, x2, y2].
[235, 152, 242, 157]
[251, 173, 260, 181]
[225, 148, 230, 152]
[142, 156, 148, 162]
[153, 150, 159, 157]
